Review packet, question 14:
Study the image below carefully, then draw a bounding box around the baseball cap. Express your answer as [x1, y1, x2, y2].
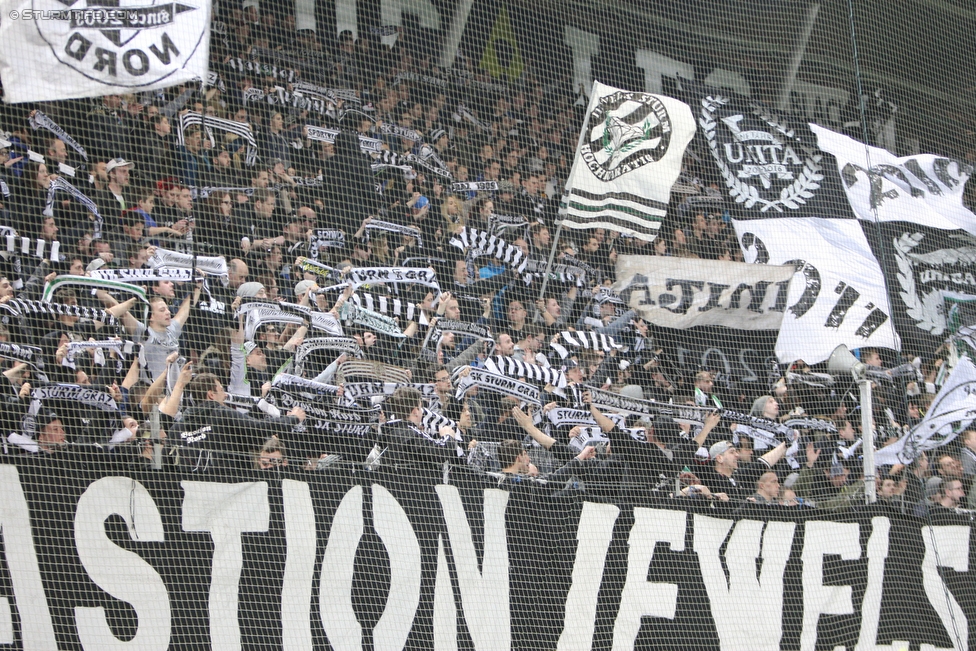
[709, 440, 735, 460]
[242, 341, 259, 357]
[294, 279, 316, 297]
[106, 158, 135, 173]
[236, 282, 265, 298]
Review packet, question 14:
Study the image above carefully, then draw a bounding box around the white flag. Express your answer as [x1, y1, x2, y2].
[875, 357, 976, 465]
[733, 217, 900, 364]
[0, 0, 210, 103]
[811, 124, 976, 238]
[562, 81, 696, 242]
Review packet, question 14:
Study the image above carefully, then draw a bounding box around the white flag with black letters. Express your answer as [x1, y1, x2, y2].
[0, 0, 210, 102]
[562, 81, 696, 241]
[734, 217, 900, 363]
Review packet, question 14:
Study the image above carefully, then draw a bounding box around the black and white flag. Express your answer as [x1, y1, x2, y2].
[875, 357, 976, 465]
[733, 218, 899, 364]
[0, 0, 210, 102]
[687, 83, 856, 219]
[562, 81, 695, 241]
[812, 124, 976, 237]
[862, 222, 976, 356]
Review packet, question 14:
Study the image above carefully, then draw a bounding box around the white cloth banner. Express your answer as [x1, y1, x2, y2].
[0, 0, 210, 102]
[875, 357, 976, 465]
[811, 124, 976, 237]
[733, 218, 900, 363]
[614, 255, 794, 330]
[562, 81, 696, 241]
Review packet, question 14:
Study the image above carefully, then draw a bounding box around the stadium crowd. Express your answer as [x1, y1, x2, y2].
[0, 0, 973, 516]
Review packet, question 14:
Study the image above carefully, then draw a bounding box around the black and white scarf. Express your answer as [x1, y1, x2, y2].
[31, 384, 118, 412]
[488, 213, 528, 237]
[45, 177, 102, 238]
[295, 257, 342, 282]
[521, 258, 586, 288]
[340, 360, 413, 384]
[351, 292, 430, 325]
[549, 331, 620, 359]
[293, 337, 363, 374]
[89, 268, 199, 283]
[345, 266, 440, 292]
[243, 304, 343, 340]
[1, 298, 118, 325]
[452, 103, 491, 133]
[0, 342, 44, 368]
[406, 146, 452, 179]
[341, 381, 437, 405]
[29, 111, 88, 161]
[3, 233, 62, 263]
[148, 247, 228, 278]
[42, 275, 147, 304]
[63, 340, 130, 373]
[451, 181, 498, 193]
[179, 112, 257, 166]
[422, 408, 459, 439]
[225, 57, 297, 83]
[339, 302, 404, 338]
[584, 385, 685, 420]
[379, 122, 423, 142]
[305, 126, 383, 154]
[271, 373, 340, 398]
[364, 219, 423, 248]
[371, 149, 415, 174]
[190, 186, 253, 200]
[310, 230, 345, 258]
[452, 367, 541, 405]
[450, 227, 528, 273]
[484, 355, 567, 388]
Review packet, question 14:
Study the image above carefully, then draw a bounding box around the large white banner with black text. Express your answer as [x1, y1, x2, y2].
[0, 460, 972, 650]
[0, 0, 210, 102]
[734, 218, 900, 363]
[614, 255, 794, 330]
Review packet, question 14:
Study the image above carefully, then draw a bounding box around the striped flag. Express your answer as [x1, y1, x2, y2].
[561, 81, 696, 241]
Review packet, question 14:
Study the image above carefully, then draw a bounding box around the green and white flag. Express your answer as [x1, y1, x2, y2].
[562, 82, 696, 241]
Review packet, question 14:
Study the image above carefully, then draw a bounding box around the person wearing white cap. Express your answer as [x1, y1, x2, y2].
[699, 434, 792, 502]
[93, 157, 135, 228]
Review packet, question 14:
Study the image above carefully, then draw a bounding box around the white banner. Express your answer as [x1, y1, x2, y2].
[562, 81, 695, 241]
[811, 124, 976, 237]
[734, 218, 900, 363]
[875, 357, 976, 465]
[614, 255, 794, 330]
[0, 0, 210, 102]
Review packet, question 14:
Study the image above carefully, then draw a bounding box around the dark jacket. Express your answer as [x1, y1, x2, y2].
[176, 399, 300, 471]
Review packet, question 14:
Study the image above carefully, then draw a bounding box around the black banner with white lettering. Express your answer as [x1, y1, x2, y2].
[0, 458, 973, 650]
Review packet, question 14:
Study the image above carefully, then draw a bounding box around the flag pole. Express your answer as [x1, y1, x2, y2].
[536, 221, 564, 300]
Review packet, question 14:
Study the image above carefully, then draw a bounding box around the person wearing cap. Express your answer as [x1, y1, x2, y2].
[237, 281, 267, 300]
[97, 158, 135, 230]
[174, 125, 213, 188]
[700, 430, 792, 502]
